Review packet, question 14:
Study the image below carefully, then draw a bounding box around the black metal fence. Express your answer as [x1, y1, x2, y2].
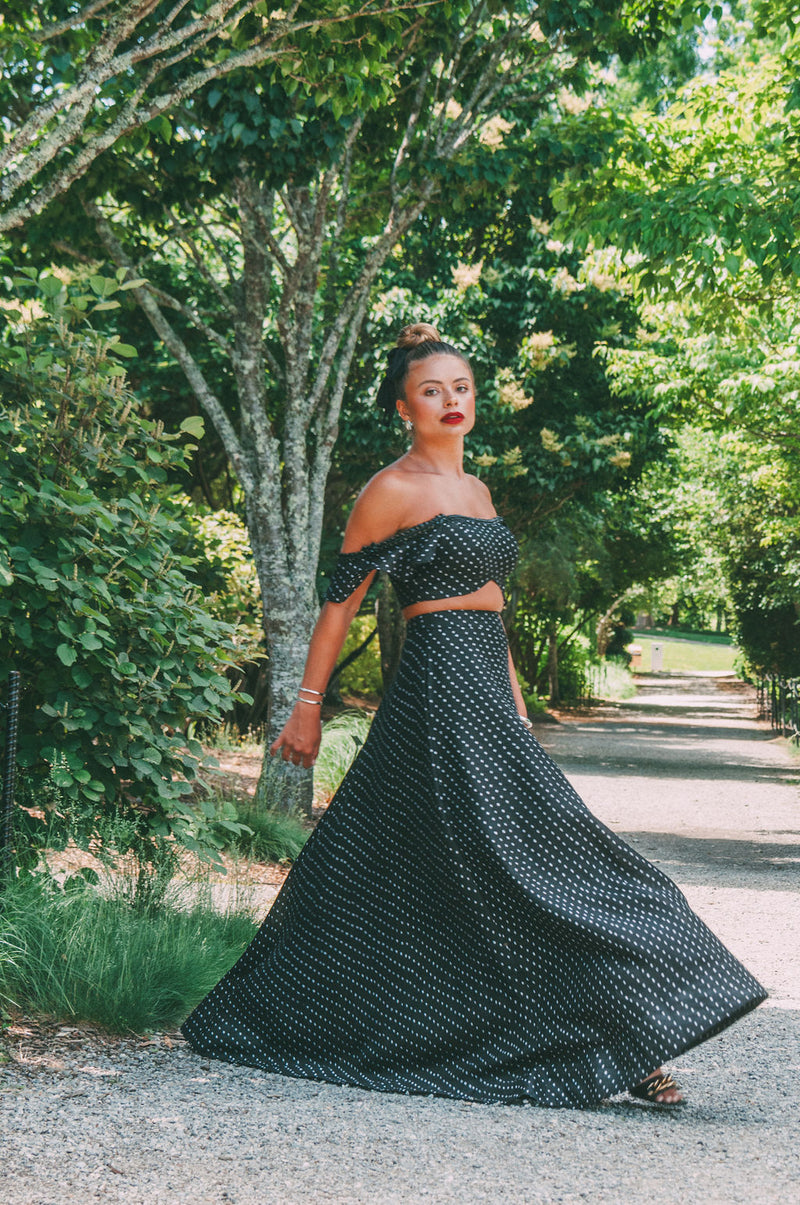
[1, 670, 21, 885]
[757, 675, 800, 745]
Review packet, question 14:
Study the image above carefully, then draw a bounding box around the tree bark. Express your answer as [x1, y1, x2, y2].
[596, 589, 635, 657]
[252, 603, 317, 819]
[376, 575, 406, 691]
[547, 625, 560, 707]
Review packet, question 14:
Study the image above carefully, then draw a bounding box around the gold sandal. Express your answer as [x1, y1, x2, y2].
[629, 1071, 685, 1106]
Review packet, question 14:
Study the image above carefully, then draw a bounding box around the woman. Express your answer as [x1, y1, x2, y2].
[182, 324, 766, 1108]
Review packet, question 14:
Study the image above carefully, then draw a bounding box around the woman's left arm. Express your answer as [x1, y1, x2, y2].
[507, 647, 527, 717]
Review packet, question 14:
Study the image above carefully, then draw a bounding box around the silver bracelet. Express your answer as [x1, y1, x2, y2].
[519, 715, 533, 730]
[297, 696, 322, 706]
[298, 685, 323, 697]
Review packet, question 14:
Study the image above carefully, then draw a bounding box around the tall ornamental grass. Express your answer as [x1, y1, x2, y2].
[587, 657, 638, 701]
[230, 800, 309, 863]
[0, 874, 257, 1032]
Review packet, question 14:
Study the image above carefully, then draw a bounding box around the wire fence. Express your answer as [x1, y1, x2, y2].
[757, 675, 800, 745]
[1, 670, 21, 885]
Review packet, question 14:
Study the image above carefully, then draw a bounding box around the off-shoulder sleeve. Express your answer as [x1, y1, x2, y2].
[324, 529, 422, 603]
[324, 520, 444, 604]
[324, 549, 376, 603]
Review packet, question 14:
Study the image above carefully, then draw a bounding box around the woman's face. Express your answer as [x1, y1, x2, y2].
[397, 353, 476, 437]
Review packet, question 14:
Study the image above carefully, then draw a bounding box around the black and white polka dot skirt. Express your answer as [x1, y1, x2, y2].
[182, 610, 767, 1106]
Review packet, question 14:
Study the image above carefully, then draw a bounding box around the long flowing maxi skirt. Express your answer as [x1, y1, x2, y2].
[182, 610, 767, 1107]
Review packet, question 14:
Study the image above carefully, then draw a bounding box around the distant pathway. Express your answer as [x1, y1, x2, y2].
[1, 672, 798, 1204]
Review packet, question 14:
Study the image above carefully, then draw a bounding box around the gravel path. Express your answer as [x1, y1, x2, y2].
[2, 671, 798, 1205]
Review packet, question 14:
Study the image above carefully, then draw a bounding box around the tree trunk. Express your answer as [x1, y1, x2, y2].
[253, 611, 316, 818]
[247, 498, 319, 818]
[376, 573, 405, 691]
[254, 742, 314, 819]
[86, 21, 560, 822]
[547, 625, 560, 707]
[596, 590, 634, 657]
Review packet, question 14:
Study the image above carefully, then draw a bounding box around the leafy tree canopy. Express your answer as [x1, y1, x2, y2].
[553, 0, 800, 305]
[1, 0, 713, 807]
[0, 0, 427, 232]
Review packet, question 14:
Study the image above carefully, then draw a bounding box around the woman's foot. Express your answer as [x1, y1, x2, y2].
[630, 1068, 684, 1106]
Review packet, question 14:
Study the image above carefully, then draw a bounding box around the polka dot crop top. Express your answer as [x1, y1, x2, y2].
[324, 513, 518, 609]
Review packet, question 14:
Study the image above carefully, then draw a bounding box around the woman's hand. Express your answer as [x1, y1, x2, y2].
[269, 703, 322, 769]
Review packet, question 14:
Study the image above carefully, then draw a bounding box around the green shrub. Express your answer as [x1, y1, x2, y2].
[514, 669, 549, 718]
[551, 637, 592, 704]
[177, 501, 262, 641]
[0, 265, 247, 868]
[0, 873, 257, 1033]
[336, 615, 382, 697]
[587, 656, 637, 701]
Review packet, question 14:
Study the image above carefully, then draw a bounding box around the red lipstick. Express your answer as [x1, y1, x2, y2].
[441, 412, 464, 425]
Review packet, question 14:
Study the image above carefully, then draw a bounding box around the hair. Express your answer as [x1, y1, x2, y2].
[376, 322, 471, 425]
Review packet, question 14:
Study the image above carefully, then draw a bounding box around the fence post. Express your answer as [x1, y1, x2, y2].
[0, 670, 21, 885]
[760, 673, 800, 744]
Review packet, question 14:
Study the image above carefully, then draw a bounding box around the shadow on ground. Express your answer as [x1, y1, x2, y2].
[620, 830, 800, 891]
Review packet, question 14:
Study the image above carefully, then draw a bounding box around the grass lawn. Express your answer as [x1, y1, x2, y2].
[630, 633, 739, 674]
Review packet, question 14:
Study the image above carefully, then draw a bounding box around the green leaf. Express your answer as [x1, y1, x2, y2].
[38, 275, 64, 298]
[56, 643, 77, 666]
[89, 274, 116, 297]
[179, 416, 205, 439]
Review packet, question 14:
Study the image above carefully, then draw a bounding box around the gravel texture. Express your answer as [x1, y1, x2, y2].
[2, 671, 798, 1204]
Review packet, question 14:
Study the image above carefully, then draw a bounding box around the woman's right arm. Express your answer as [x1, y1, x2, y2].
[269, 584, 375, 769]
[270, 471, 408, 768]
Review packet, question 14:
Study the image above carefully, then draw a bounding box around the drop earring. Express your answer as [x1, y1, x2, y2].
[403, 418, 413, 432]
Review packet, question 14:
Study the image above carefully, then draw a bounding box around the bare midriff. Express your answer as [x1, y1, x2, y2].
[402, 580, 505, 620]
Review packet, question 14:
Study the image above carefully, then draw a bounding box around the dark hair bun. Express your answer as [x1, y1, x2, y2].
[375, 322, 470, 426]
[397, 322, 441, 348]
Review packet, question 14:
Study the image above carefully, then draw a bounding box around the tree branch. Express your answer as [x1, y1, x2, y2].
[390, 55, 434, 199]
[39, 0, 120, 41]
[85, 200, 252, 493]
[162, 209, 239, 315]
[181, 201, 239, 287]
[145, 283, 233, 353]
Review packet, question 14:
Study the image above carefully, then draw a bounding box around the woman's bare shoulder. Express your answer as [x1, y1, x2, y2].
[466, 473, 497, 515]
[340, 465, 417, 552]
